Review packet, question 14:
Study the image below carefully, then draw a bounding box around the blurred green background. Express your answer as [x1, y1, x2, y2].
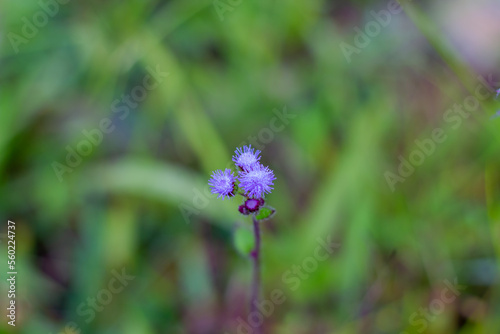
[1, 0, 500, 333]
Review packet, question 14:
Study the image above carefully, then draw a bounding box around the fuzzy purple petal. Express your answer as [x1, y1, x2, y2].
[208, 169, 236, 200]
[238, 164, 275, 198]
[232, 145, 261, 171]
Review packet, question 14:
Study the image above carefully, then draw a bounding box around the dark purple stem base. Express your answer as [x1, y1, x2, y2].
[250, 215, 262, 334]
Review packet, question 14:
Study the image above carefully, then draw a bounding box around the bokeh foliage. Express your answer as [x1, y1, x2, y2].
[1, 0, 500, 333]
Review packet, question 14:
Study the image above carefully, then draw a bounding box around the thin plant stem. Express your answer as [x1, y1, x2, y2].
[250, 215, 262, 334]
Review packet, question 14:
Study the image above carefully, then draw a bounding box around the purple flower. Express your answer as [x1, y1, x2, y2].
[209, 169, 237, 200]
[232, 145, 261, 171]
[496, 88, 500, 99]
[238, 164, 276, 198]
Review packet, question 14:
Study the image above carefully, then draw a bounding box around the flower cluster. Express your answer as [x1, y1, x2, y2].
[208, 145, 276, 214]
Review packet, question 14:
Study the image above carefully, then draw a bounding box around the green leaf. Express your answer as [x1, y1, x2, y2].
[233, 225, 255, 256]
[255, 206, 276, 221]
